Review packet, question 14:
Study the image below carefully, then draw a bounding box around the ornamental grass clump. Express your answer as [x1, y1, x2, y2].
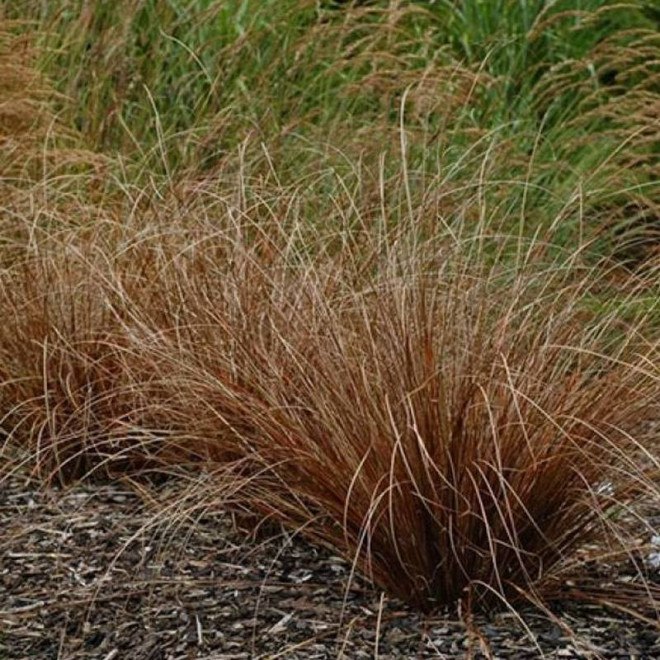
[1, 2, 660, 618]
[3, 176, 657, 613]
[128, 234, 659, 613]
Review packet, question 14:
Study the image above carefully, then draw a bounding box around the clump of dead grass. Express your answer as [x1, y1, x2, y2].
[134, 238, 660, 613]
[1, 160, 658, 616]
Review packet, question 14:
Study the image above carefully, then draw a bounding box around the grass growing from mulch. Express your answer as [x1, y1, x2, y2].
[2, 2, 660, 654]
[3, 469, 660, 659]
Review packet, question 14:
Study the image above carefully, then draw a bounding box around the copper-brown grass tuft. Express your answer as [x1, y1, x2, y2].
[134, 237, 659, 613]
[3, 173, 657, 614]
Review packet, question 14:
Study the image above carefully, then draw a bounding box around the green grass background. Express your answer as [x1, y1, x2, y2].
[3, 1, 659, 263]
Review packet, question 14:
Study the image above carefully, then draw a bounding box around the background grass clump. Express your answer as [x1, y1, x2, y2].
[1, 0, 660, 619]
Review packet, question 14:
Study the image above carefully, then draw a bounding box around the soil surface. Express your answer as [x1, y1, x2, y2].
[2, 472, 660, 659]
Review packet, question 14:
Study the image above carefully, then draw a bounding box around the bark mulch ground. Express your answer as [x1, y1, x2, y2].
[2, 472, 660, 659]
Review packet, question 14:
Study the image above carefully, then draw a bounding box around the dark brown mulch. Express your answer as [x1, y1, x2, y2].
[2, 472, 659, 660]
